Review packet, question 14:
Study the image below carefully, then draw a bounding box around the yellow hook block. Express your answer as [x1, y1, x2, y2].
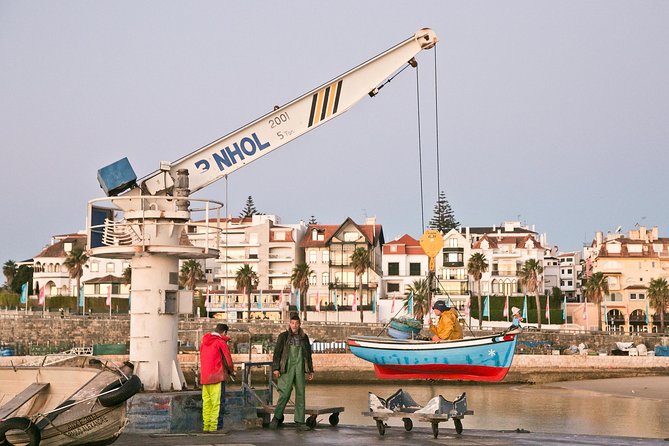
[419, 229, 443, 272]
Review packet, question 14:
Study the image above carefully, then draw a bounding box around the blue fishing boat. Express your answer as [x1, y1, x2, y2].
[347, 329, 520, 382]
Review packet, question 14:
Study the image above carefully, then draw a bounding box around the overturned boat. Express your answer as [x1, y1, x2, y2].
[347, 329, 520, 382]
[0, 355, 141, 446]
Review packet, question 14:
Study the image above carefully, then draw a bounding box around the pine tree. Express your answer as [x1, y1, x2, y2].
[239, 195, 259, 218]
[428, 190, 459, 233]
[308, 215, 318, 224]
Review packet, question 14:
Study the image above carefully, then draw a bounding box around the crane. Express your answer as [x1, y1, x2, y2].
[90, 28, 438, 392]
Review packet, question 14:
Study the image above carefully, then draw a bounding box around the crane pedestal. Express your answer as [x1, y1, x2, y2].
[87, 195, 222, 391]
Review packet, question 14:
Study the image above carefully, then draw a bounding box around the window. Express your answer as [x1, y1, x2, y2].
[447, 252, 463, 263]
[312, 229, 319, 240]
[388, 262, 399, 276]
[344, 231, 359, 242]
[387, 283, 400, 293]
[567, 269, 572, 275]
[275, 231, 286, 241]
[106, 262, 115, 273]
[567, 280, 572, 286]
[91, 262, 99, 273]
[309, 250, 317, 263]
[390, 245, 397, 253]
[322, 272, 329, 285]
[64, 242, 72, 252]
[409, 263, 421, 276]
[322, 250, 330, 263]
[448, 238, 458, 247]
[309, 274, 317, 286]
[630, 293, 645, 300]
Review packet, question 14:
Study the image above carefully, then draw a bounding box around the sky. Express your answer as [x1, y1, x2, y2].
[1, 1, 668, 264]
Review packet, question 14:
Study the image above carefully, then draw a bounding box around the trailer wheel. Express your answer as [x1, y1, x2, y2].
[402, 418, 413, 431]
[306, 415, 317, 429]
[329, 413, 340, 426]
[0, 417, 41, 446]
[376, 419, 386, 436]
[454, 418, 463, 434]
[431, 421, 439, 438]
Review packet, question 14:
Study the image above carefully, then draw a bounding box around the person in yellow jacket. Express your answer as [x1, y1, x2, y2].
[429, 300, 463, 341]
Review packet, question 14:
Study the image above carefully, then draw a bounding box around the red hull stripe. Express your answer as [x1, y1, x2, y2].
[373, 363, 511, 382]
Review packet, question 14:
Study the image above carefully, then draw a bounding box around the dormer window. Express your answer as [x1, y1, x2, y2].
[64, 242, 73, 253]
[312, 229, 318, 240]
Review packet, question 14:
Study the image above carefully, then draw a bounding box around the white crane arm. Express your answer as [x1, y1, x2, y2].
[136, 28, 437, 196]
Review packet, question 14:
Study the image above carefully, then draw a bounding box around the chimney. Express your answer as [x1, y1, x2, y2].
[595, 231, 603, 245]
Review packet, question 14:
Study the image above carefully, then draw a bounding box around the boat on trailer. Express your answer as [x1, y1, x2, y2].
[347, 328, 520, 382]
[0, 355, 141, 446]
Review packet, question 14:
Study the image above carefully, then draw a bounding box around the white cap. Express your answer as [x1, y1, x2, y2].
[511, 307, 521, 314]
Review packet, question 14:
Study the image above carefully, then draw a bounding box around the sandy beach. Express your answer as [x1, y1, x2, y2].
[549, 375, 669, 400]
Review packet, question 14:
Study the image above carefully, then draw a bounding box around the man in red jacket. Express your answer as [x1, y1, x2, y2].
[200, 323, 235, 432]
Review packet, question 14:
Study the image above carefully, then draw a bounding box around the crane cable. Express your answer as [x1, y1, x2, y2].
[415, 47, 442, 234]
[415, 64, 425, 233]
[433, 46, 441, 198]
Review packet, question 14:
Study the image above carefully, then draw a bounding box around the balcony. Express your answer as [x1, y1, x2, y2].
[491, 271, 517, 277]
[268, 253, 293, 262]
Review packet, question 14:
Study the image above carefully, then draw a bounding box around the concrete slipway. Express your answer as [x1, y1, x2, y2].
[115, 424, 667, 445]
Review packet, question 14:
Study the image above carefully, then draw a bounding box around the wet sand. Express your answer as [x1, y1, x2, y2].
[550, 375, 669, 400]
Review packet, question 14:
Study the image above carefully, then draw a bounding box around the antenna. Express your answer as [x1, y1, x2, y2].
[615, 225, 622, 233]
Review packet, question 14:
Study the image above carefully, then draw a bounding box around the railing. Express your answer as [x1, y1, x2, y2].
[87, 195, 224, 254]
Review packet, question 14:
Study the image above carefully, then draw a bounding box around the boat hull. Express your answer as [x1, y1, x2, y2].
[0, 357, 135, 446]
[348, 332, 518, 382]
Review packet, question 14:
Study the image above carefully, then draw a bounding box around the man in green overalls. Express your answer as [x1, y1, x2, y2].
[269, 313, 314, 431]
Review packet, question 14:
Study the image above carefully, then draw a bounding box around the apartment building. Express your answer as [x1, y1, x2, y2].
[558, 251, 582, 300]
[195, 214, 306, 319]
[301, 217, 383, 323]
[577, 226, 669, 333]
[29, 232, 130, 310]
[464, 221, 546, 298]
[382, 234, 427, 298]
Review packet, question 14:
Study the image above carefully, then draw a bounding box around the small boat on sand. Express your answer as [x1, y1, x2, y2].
[0, 355, 141, 446]
[348, 329, 520, 382]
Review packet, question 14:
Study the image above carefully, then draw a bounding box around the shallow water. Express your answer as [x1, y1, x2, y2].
[302, 379, 669, 439]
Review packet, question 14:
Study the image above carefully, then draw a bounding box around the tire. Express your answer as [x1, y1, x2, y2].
[0, 417, 41, 446]
[454, 418, 463, 434]
[306, 415, 317, 429]
[432, 421, 439, 439]
[376, 419, 386, 436]
[403, 418, 413, 431]
[98, 375, 142, 407]
[328, 413, 339, 426]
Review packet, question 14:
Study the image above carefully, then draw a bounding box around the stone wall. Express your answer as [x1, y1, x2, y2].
[1, 315, 668, 356]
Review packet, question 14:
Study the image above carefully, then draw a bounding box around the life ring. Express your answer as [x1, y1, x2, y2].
[0, 417, 41, 446]
[97, 375, 142, 407]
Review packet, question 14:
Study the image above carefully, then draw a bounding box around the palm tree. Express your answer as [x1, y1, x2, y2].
[3, 260, 17, 288]
[235, 264, 259, 321]
[64, 247, 88, 313]
[466, 253, 488, 328]
[647, 277, 668, 333]
[179, 260, 204, 290]
[404, 278, 431, 321]
[122, 266, 132, 285]
[584, 272, 609, 331]
[291, 263, 313, 321]
[519, 259, 544, 330]
[350, 247, 371, 323]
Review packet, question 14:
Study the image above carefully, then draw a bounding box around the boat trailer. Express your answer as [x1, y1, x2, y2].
[363, 389, 473, 438]
[241, 361, 344, 429]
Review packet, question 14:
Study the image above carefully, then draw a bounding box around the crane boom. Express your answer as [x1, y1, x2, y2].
[134, 28, 437, 197]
